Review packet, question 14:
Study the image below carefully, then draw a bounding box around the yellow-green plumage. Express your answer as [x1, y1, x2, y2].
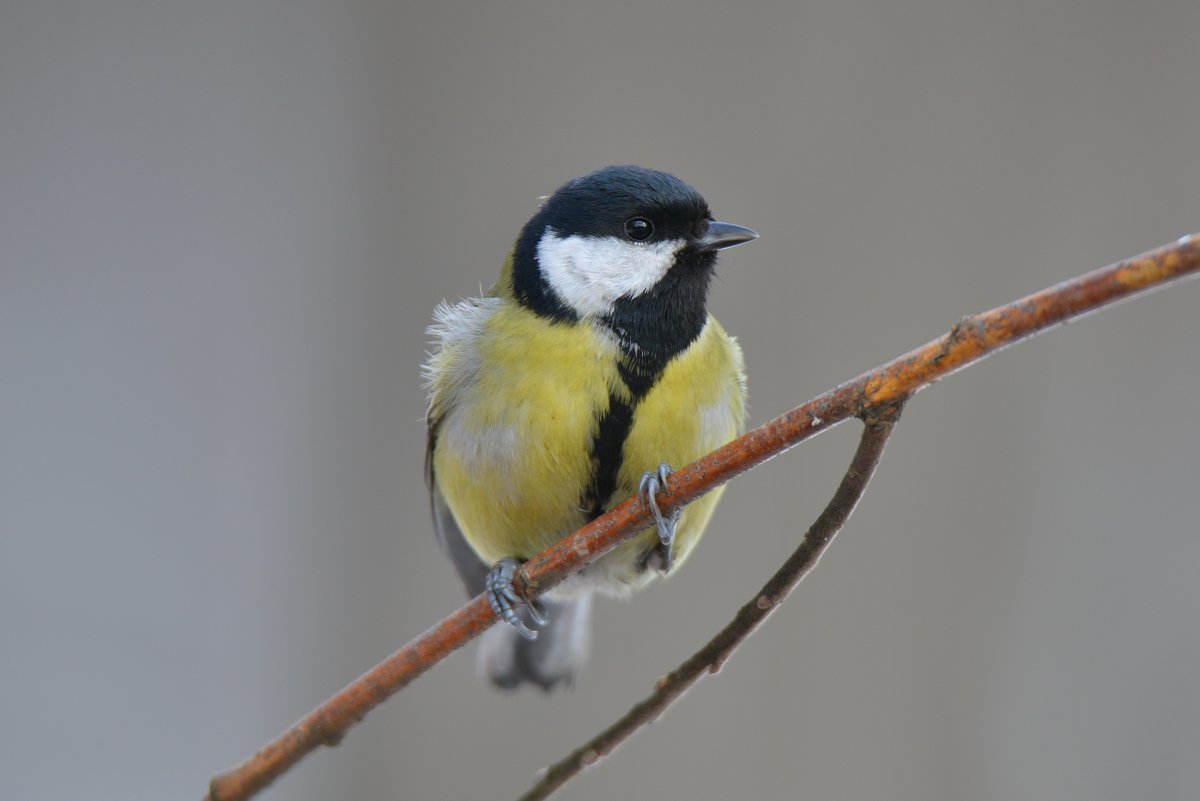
[426, 274, 745, 596]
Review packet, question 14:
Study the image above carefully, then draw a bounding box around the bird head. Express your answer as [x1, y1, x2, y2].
[510, 165, 756, 358]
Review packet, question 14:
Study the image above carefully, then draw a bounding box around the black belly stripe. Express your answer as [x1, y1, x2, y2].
[584, 392, 636, 520]
[582, 353, 671, 520]
[616, 359, 658, 398]
[583, 285, 714, 522]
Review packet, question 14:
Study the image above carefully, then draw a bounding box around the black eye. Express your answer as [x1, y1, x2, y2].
[624, 217, 654, 241]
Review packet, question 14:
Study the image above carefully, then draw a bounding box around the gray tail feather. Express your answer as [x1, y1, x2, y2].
[478, 595, 592, 691]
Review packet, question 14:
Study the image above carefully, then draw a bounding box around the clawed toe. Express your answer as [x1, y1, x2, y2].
[485, 557, 546, 640]
[639, 463, 682, 570]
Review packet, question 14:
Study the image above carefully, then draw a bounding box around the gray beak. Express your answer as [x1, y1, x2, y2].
[695, 220, 759, 251]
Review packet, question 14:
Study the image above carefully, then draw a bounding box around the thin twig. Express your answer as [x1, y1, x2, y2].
[520, 407, 903, 801]
[206, 234, 1200, 801]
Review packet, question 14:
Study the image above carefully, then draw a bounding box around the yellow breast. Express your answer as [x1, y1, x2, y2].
[602, 316, 745, 590]
[430, 303, 745, 595]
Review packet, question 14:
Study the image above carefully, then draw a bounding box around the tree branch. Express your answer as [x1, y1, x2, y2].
[520, 407, 903, 801]
[206, 234, 1200, 801]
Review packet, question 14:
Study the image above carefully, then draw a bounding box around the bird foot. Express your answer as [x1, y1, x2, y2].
[485, 557, 547, 640]
[638, 463, 682, 573]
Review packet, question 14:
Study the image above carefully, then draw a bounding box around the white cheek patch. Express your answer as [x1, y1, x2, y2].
[536, 228, 685, 317]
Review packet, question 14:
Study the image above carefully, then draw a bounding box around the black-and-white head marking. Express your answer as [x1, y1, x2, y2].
[511, 165, 722, 363]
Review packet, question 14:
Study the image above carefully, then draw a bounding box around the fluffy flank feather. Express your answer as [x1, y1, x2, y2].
[423, 296, 502, 408]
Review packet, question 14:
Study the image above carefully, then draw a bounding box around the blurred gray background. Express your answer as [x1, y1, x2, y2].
[2, 2, 1198, 800]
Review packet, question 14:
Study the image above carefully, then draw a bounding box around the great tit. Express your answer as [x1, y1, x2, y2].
[424, 165, 756, 690]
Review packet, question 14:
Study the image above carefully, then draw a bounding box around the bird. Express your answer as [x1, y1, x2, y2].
[423, 164, 756, 690]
